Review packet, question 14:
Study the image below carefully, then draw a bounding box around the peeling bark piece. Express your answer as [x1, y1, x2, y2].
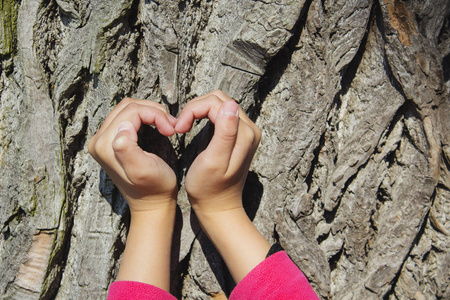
[158, 50, 179, 104]
[218, 0, 304, 100]
[15, 231, 54, 293]
[385, 0, 418, 46]
[364, 264, 396, 294]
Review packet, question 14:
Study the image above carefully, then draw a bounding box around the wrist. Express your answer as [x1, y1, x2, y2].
[127, 193, 177, 214]
[193, 205, 245, 225]
[193, 207, 270, 283]
[130, 201, 176, 226]
[189, 192, 244, 216]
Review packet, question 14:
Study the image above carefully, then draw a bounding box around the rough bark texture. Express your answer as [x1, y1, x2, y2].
[1, 0, 449, 299]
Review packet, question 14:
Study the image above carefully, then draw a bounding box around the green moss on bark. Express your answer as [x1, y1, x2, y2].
[0, 0, 19, 56]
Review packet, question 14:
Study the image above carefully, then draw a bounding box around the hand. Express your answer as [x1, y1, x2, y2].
[89, 98, 178, 291]
[176, 90, 269, 283]
[88, 98, 178, 212]
[175, 90, 261, 214]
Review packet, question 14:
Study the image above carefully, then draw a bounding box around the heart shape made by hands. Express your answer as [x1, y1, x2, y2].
[137, 119, 214, 177]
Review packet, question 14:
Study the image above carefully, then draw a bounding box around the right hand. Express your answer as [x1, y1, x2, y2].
[175, 90, 261, 214]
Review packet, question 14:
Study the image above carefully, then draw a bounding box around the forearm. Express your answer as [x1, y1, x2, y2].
[195, 206, 271, 283]
[116, 202, 176, 292]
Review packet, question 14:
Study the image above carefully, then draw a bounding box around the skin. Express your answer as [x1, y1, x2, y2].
[88, 99, 177, 291]
[88, 90, 270, 292]
[176, 91, 271, 283]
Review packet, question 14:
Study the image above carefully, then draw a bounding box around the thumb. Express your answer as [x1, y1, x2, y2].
[204, 101, 240, 171]
[112, 121, 139, 153]
[112, 121, 158, 184]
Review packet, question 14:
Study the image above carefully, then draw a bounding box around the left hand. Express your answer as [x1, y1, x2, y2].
[88, 98, 178, 212]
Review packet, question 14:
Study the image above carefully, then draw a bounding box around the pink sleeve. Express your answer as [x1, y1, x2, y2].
[229, 251, 320, 300]
[107, 281, 176, 300]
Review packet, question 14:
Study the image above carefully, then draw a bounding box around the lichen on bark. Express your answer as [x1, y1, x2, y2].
[0, 0, 19, 56]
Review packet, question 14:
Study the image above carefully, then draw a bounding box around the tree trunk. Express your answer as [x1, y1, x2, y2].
[1, 0, 449, 299]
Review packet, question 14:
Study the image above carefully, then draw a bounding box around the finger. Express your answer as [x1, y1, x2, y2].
[187, 90, 233, 105]
[226, 121, 258, 175]
[175, 92, 260, 149]
[112, 103, 176, 137]
[112, 121, 160, 185]
[96, 98, 176, 137]
[207, 90, 258, 132]
[192, 90, 253, 125]
[176, 90, 257, 133]
[175, 94, 223, 133]
[89, 104, 175, 160]
[202, 101, 240, 173]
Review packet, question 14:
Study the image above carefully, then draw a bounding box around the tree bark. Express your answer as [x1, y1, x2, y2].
[1, 0, 449, 299]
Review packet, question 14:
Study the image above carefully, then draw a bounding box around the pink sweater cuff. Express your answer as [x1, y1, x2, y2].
[229, 251, 320, 300]
[107, 281, 176, 300]
[107, 251, 319, 300]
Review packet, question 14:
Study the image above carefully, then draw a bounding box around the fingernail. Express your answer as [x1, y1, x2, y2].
[114, 121, 134, 138]
[221, 101, 239, 117]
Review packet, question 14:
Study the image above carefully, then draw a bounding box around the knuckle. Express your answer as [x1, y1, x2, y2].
[111, 135, 128, 152]
[154, 101, 166, 111]
[124, 102, 139, 111]
[211, 89, 228, 100]
[120, 97, 134, 106]
[116, 101, 139, 116]
[219, 127, 237, 142]
[155, 107, 167, 117]
[210, 94, 223, 105]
